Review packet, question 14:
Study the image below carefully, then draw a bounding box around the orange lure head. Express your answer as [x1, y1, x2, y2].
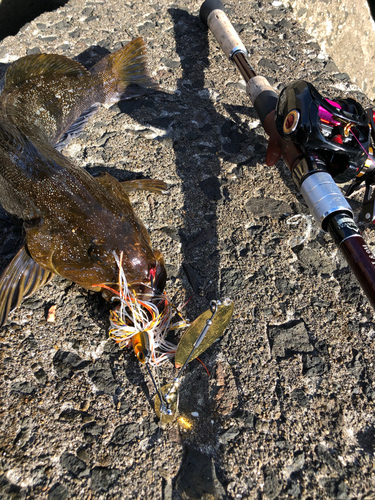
[131, 331, 150, 363]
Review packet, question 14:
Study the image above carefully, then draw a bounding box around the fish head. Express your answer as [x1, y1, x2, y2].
[85, 233, 167, 300]
[25, 213, 166, 301]
[63, 217, 167, 301]
[126, 248, 167, 306]
[24, 170, 167, 302]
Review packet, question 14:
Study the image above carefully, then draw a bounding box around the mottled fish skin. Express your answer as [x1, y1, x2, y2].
[0, 38, 167, 326]
[0, 37, 158, 146]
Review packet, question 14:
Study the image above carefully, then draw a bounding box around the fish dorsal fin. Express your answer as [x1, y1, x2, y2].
[121, 179, 169, 195]
[2, 54, 90, 91]
[0, 246, 54, 327]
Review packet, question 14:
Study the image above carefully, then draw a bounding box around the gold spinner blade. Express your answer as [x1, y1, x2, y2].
[175, 298, 234, 368]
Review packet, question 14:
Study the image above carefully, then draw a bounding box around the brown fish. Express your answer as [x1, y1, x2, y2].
[0, 38, 167, 325]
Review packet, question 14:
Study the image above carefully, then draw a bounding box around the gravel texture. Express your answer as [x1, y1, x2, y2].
[0, 1, 375, 499]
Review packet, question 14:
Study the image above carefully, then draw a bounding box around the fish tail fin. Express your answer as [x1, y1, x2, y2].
[0, 246, 54, 327]
[92, 37, 159, 104]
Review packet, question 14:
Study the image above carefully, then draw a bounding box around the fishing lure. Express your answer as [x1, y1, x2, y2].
[106, 252, 234, 422]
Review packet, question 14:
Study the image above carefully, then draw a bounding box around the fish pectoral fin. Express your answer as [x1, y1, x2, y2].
[2, 53, 90, 93]
[54, 103, 100, 151]
[95, 172, 169, 200]
[121, 179, 170, 196]
[0, 246, 55, 327]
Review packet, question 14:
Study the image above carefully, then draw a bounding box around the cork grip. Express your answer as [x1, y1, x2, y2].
[200, 0, 247, 59]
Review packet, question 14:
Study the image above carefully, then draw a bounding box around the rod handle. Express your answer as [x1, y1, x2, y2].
[200, 0, 225, 25]
[200, 0, 247, 59]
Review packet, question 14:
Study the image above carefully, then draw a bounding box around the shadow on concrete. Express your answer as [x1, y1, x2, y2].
[116, 8, 265, 319]
[0, 0, 69, 40]
[367, 0, 375, 22]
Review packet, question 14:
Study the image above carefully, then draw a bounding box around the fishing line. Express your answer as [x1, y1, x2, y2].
[349, 127, 375, 169]
[145, 362, 167, 411]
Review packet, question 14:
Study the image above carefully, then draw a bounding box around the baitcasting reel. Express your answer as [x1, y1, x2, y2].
[276, 80, 375, 221]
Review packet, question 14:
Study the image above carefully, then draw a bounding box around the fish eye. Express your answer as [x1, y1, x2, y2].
[88, 245, 110, 265]
[24, 217, 42, 229]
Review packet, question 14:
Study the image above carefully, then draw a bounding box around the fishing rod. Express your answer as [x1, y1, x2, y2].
[200, 0, 375, 310]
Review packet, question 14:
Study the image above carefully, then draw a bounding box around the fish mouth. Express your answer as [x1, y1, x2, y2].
[127, 260, 167, 309]
[96, 250, 167, 305]
[98, 280, 159, 303]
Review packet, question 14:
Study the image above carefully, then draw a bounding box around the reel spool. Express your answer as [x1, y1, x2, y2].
[276, 80, 370, 183]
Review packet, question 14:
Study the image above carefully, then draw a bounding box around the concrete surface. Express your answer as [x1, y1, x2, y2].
[287, 0, 375, 100]
[0, 1, 375, 499]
